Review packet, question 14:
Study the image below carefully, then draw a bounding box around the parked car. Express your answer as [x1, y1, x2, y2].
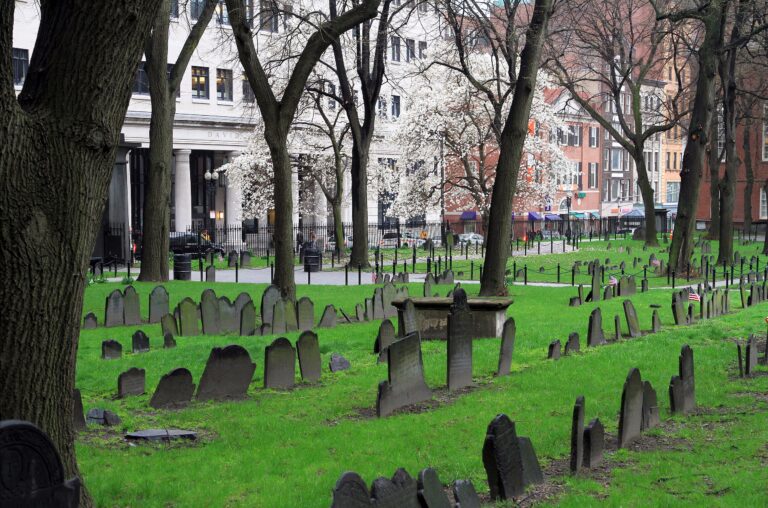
[458, 233, 484, 246]
[168, 233, 225, 258]
[377, 232, 401, 248]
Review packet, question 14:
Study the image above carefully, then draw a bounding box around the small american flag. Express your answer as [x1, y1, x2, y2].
[689, 292, 700, 301]
[609, 275, 618, 286]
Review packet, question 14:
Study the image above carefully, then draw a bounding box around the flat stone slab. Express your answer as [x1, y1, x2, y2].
[125, 429, 197, 441]
[392, 297, 513, 339]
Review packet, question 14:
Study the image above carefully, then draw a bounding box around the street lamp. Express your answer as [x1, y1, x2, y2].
[204, 169, 219, 242]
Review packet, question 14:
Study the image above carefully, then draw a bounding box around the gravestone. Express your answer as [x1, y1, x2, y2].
[737, 343, 744, 377]
[228, 250, 238, 267]
[582, 418, 604, 468]
[86, 408, 121, 426]
[0, 420, 81, 507]
[284, 299, 298, 332]
[233, 292, 253, 323]
[218, 296, 238, 334]
[623, 300, 641, 338]
[104, 289, 124, 327]
[149, 286, 169, 323]
[603, 285, 613, 300]
[589, 262, 601, 302]
[149, 368, 196, 409]
[376, 332, 432, 417]
[329, 353, 350, 372]
[196, 345, 256, 401]
[370, 468, 419, 508]
[641, 278, 648, 292]
[206, 265, 216, 282]
[83, 312, 98, 329]
[613, 315, 621, 341]
[131, 330, 150, 353]
[123, 286, 140, 325]
[570, 396, 585, 474]
[73, 389, 85, 431]
[373, 288, 386, 320]
[272, 299, 287, 334]
[671, 291, 686, 325]
[125, 429, 197, 442]
[355, 303, 365, 322]
[161, 313, 178, 337]
[482, 414, 537, 500]
[205, 251, 215, 265]
[399, 299, 418, 337]
[641, 381, 660, 431]
[240, 301, 257, 336]
[261, 285, 280, 326]
[587, 308, 607, 346]
[740, 283, 747, 308]
[452, 480, 481, 508]
[519, 438, 543, 487]
[201, 289, 221, 335]
[297, 297, 314, 331]
[569, 296, 582, 307]
[264, 338, 296, 390]
[178, 298, 200, 336]
[417, 468, 451, 508]
[578, 284, 585, 304]
[240, 251, 251, 267]
[447, 289, 474, 390]
[375, 319, 397, 363]
[101, 340, 122, 360]
[669, 344, 695, 414]
[618, 368, 643, 448]
[331, 471, 372, 507]
[497, 317, 516, 376]
[297, 331, 321, 383]
[319, 305, 337, 328]
[745, 336, 759, 376]
[117, 367, 145, 398]
[163, 332, 176, 348]
[382, 283, 397, 318]
[548, 340, 561, 360]
[565, 332, 580, 355]
[339, 308, 354, 324]
[423, 277, 433, 298]
[651, 310, 661, 333]
[365, 298, 374, 321]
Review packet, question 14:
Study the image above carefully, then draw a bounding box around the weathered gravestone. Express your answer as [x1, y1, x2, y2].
[641, 381, 660, 431]
[613, 315, 621, 342]
[355, 303, 365, 322]
[131, 330, 150, 353]
[117, 367, 145, 398]
[233, 292, 252, 325]
[375, 319, 397, 363]
[83, 312, 98, 329]
[497, 317, 516, 376]
[364, 298, 374, 321]
[205, 265, 216, 282]
[745, 335, 759, 376]
[423, 276, 434, 298]
[376, 333, 432, 417]
[452, 480, 481, 508]
[417, 468, 451, 508]
[149, 286, 169, 324]
[652, 310, 661, 333]
[671, 291, 686, 325]
[261, 285, 280, 326]
[570, 396, 584, 474]
[373, 288, 386, 320]
[331, 471, 372, 507]
[603, 285, 613, 300]
[371, 468, 419, 508]
[240, 251, 251, 267]
[329, 353, 350, 372]
[740, 282, 747, 308]
[398, 299, 419, 337]
[641, 278, 648, 292]
[125, 429, 197, 442]
[548, 340, 561, 360]
[228, 250, 238, 267]
[161, 313, 178, 337]
[297, 297, 314, 331]
[565, 332, 580, 355]
[588, 262, 601, 302]
[101, 340, 122, 360]
[178, 298, 199, 336]
[201, 289, 221, 335]
[163, 332, 176, 348]
[0, 420, 81, 507]
[284, 298, 299, 332]
[240, 301, 257, 336]
[149, 368, 195, 409]
[669, 344, 695, 414]
[582, 418, 604, 468]
[319, 304, 337, 328]
[339, 308, 354, 324]
[73, 389, 86, 432]
[264, 338, 296, 389]
[297, 331, 321, 383]
[271, 299, 287, 334]
[86, 408, 121, 426]
[123, 286, 140, 325]
[218, 296, 238, 334]
[196, 345, 256, 401]
[382, 282, 397, 318]
[587, 308, 607, 346]
[618, 368, 643, 448]
[482, 414, 542, 500]
[104, 289, 124, 327]
[447, 289, 474, 390]
[623, 300, 641, 338]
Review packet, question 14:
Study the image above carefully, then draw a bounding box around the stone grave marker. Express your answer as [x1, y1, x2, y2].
[373, 288, 386, 320]
[117, 367, 145, 398]
[613, 315, 621, 342]
[201, 289, 221, 335]
[149, 368, 195, 409]
[669, 344, 695, 413]
[671, 291, 686, 325]
[364, 298, 374, 321]
[603, 285, 613, 300]
[548, 340, 561, 360]
[423, 276, 433, 298]
[569, 296, 582, 307]
[652, 310, 661, 333]
[297, 297, 314, 331]
[565, 332, 580, 355]
[261, 285, 280, 326]
[339, 308, 354, 324]
[125, 429, 197, 442]
[570, 396, 584, 474]
[161, 313, 178, 337]
[228, 250, 238, 267]
[331, 471, 371, 507]
[83, 312, 98, 329]
[399, 299, 418, 337]
[376, 332, 431, 417]
[240, 251, 251, 267]
[329, 353, 350, 372]
[196, 345, 256, 401]
[582, 418, 604, 468]
[264, 337, 296, 390]
[355, 303, 365, 322]
[745, 336, 759, 376]
[578, 284, 585, 303]
[297, 331, 321, 383]
[447, 289, 474, 390]
[482, 414, 542, 499]
[104, 289, 124, 327]
[205, 251, 215, 265]
[284, 299, 299, 332]
[740, 282, 747, 308]
[737, 343, 744, 377]
[623, 300, 641, 338]
[375, 319, 396, 362]
[86, 408, 121, 426]
[618, 367, 643, 448]
[370, 468, 419, 508]
[240, 301, 257, 336]
[205, 265, 216, 282]
[383, 282, 397, 318]
[131, 330, 150, 353]
[148, 286, 169, 324]
[163, 332, 176, 348]
[641, 381, 660, 431]
[687, 303, 694, 324]
[101, 340, 122, 360]
[497, 317, 516, 376]
[417, 468, 451, 508]
[587, 308, 607, 346]
[452, 480, 481, 508]
[641, 278, 648, 292]
[319, 304, 337, 328]
[218, 296, 238, 334]
[73, 389, 86, 431]
[123, 286, 141, 325]
[233, 292, 253, 322]
[272, 299, 287, 334]
[589, 262, 601, 302]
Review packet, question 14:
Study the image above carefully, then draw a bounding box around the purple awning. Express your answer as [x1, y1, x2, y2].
[528, 212, 543, 221]
[460, 210, 477, 220]
[545, 213, 563, 221]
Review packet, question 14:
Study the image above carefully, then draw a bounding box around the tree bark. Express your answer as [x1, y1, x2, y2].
[707, 119, 721, 239]
[350, 137, 372, 267]
[743, 119, 753, 233]
[0, 1, 158, 505]
[479, 0, 554, 296]
[634, 155, 659, 245]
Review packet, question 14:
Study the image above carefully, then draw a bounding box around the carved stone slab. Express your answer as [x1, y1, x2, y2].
[297, 331, 321, 383]
[582, 418, 604, 468]
[131, 330, 150, 353]
[149, 286, 169, 324]
[261, 285, 280, 326]
[319, 304, 337, 328]
[447, 289, 473, 390]
[570, 396, 584, 473]
[297, 296, 314, 331]
[482, 414, 524, 499]
[104, 289, 124, 327]
[376, 333, 431, 417]
[150, 368, 195, 409]
[417, 468, 451, 508]
[264, 337, 296, 389]
[587, 308, 606, 346]
[178, 297, 199, 336]
[497, 317, 515, 376]
[117, 367, 145, 398]
[618, 368, 643, 448]
[371, 468, 419, 508]
[196, 345, 256, 401]
[331, 471, 372, 507]
[101, 340, 122, 360]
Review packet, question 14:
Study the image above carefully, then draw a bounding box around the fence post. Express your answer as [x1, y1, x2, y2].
[403, 260, 407, 274]
[345, 264, 349, 286]
[513, 261, 517, 281]
[672, 270, 675, 289]
[449, 255, 453, 270]
[524, 265, 527, 285]
[308, 269, 311, 285]
[571, 267, 575, 286]
[358, 264, 362, 285]
[471, 260, 474, 280]
[427, 257, 431, 274]
[557, 263, 560, 283]
[270, 263, 274, 284]
[412, 245, 417, 272]
[392, 259, 396, 276]
[235, 261, 239, 283]
[537, 239, 540, 255]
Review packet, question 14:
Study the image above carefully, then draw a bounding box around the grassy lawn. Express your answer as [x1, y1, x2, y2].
[74, 275, 768, 507]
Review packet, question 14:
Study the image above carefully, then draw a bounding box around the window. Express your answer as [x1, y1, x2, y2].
[216, 0, 229, 24]
[761, 188, 768, 219]
[133, 62, 150, 95]
[763, 103, 768, 161]
[666, 182, 680, 203]
[611, 148, 622, 171]
[191, 66, 209, 99]
[390, 37, 401, 62]
[191, 0, 205, 19]
[577, 162, 583, 190]
[589, 162, 598, 189]
[170, 0, 179, 18]
[216, 69, 233, 102]
[242, 79, 255, 103]
[391, 95, 401, 118]
[666, 152, 670, 170]
[588, 127, 599, 148]
[418, 0, 429, 13]
[567, 125, 581, 147]
[328, 83, 336, 110]
[406, 39, 416, 62]
[261, 0, 279, 32]
[378, 96, 387, 118]
[12, 48, 29, 86]
[673, 152, 677, 170]
[419, 41, 427, 59]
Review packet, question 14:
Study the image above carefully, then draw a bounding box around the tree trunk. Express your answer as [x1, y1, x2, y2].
[707, 119, 721, 239]
[266, 131, 297, 301]
[634, 155, 659, 245]
[480, 0, 553, 296]
[743, 119, 753, 233]
[762, 180, 768, 255]
[350, 136, 371, 267]
[0, 2, 158, 506]
[332, 200, 345, 259]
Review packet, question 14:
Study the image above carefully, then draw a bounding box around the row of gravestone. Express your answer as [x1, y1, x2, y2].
[87, 285, 172, 329]
[737, 335, 767, 377]
[582, 300, 662, 350]
[570, 274, 640, 307]
[374, 272, 410, 284]
[100, 330, 176, 359]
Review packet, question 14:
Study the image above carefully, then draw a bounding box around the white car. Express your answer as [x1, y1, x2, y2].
[458, 233, 484, 246]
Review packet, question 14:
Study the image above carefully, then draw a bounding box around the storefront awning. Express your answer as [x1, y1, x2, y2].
[528, 211, 543, 221]
[459, 210, 477, 220]
[590, 212, 601, 219]
[570, 212, 586, 219]
[545, 213, 563, 221]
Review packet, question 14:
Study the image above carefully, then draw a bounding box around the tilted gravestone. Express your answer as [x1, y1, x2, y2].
[375, 319, 397, 363]
[264, 338, 296, 390]
[641, 381, 660, 431]
[284, 298, 299, 332]
[613, 315, 621, 342]
[482, 413, 542, 500]
[297, 331, 321, 383]
[371, 468, 419, 508]
[319, 305, 337, 328]
[149, 286, 169, 324]
[73, 389, 86, 431]
[355, 303, 365, 322]
[0, 420, 81, 507]
[651, 310, 661, 333]
[376, 332, 432, 417]
[587, 308, 607, 346]
[582, 418, 604, 468]
[163, 332, 176, 348]
[117, 367, 145, 398]
[196, 345, 256, 401]
[339, 308, 354, 324]
[623, 300, 641, 338]
[201, 289, 221, 335]
[398, 299, 419, 338]
[297, 297, 314, 331]
[382, 282, 397, 318]
[331, 471, 372, 507]
[150, 368, 195, 409]
[618, 367, 643, 448]
[83, 312, 98, 329]
[669, 344, 695, 414]
[178, 297, 199, 336]
[161, 313, 178, 337]
[131, 330, 150, 353]
[417, 468, 451, 508]
[497, 317, 516, 376]
[104, 289, 125, 327]
[329, 353, 350, 372]
[745, 335, 759, 376]
[101, 340, 122, 360]
[548, 340, 561, 360]
[205, 265, 216, 282]
[447, 289, 474, 390]
[271, 299, 287, 334]
[240, 301, 257, 336]
[218, 296, 238, 334]
[86, 408, 121, 426]
[261, 285, 280, 326]
[565, 332, 580, 355]
[452, 480, 481, 508]
[570, 396, 585, 474]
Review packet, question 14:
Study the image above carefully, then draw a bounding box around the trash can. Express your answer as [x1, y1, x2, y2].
[173, 253, 192, 280]
[303, 246, 322, 272]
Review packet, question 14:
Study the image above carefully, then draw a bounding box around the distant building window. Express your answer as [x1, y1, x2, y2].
[170, 0, 179, 18]
[667, 182, 680, 204]
[192, 66, 209, 99]
[762, 188, 768, 219]
[217, 69, 233, 101]
[589, 127, 599, 148]
[390, 36, 401, 62]
[763, 103, 768, 161]
[133, 62, 150, 95]
[418, 0, 429, 13]
[191, 0, 205, 19]
[391, 95, 401, 118]
[588, 162, 598, 189]
[378, 96, 387, 118]
[567, 125, 581, 147]
[242, 79, 255, 103]
[406, 39, 416, 62]
[419, 41, 427, 59]
[12, 48, 29, 86]
[261, 0, 279, 32]
[216, 0, 229, 24]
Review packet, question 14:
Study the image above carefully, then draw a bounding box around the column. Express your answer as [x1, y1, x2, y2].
[225, 151, 244, 250]
[174, 149, 192, 232]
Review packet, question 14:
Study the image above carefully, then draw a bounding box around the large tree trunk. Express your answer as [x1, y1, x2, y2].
[0, 1, 158, 505]
[332, 200, 345, 258]
[479, 0, 553, 296]
[743, 119, 753, 233]
[350, 136, 372, 267]
[707, 119, 721, 239]
[634, 155, 659, 245]
[266, 132, 297, 301]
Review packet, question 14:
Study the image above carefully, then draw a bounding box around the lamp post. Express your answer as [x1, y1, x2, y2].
[204, 169, 219, 242]
[565, 195, 572, 240]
